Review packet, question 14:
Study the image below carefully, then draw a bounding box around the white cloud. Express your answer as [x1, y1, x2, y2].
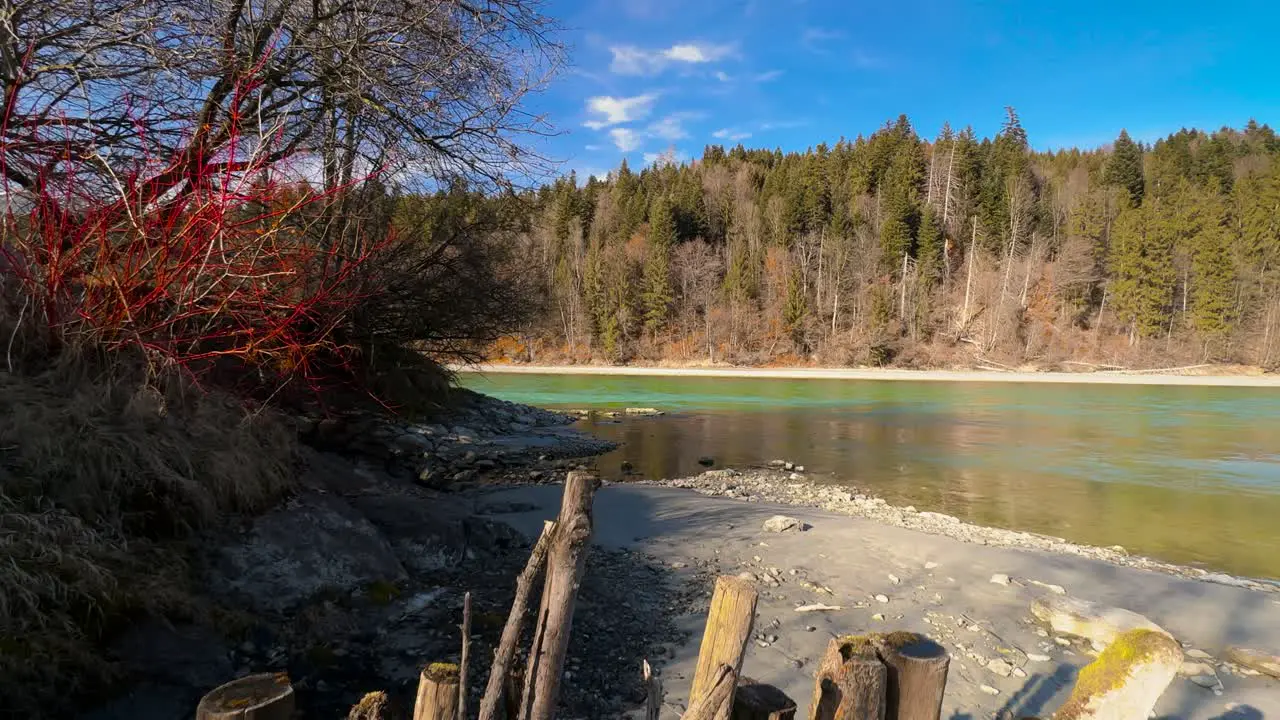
[712, 127, 752, 141]
[610, 42, 737, 75]
[715, 70, 732, 82]
[753, 69, 783, 82]
[583, 94, 657, 129]
[647, 112, 701, 141]
[610, 128, 642, 152]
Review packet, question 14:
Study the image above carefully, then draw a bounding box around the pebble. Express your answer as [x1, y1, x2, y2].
[872, 613, 885, 621]
[987, 659, 1013, 677]
[737, 572, 757, 582]
[979, 685, 1000, 696]
[989, 573, 1010, 586]
[874, 594, 889, 603]
[756, 640, 771, 648]
[1185, 648, 1213, 659]
[671, 562, 687, 569]
[1180, 661, 1217, 677]
[888, 573, 901, 585]
[924, 561, 939, 570]
[1012, 667, 1027, 678]
[1026, 653, 1051, 663]
[806, 626, 817, 632]
[1054, 637, 1072, 646]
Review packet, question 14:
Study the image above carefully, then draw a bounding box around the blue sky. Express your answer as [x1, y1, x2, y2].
[528, 0, 1280, 181]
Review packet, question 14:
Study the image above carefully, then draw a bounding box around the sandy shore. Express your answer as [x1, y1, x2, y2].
[479, 481, 1280, 719]
[458, 363, 1280, 387]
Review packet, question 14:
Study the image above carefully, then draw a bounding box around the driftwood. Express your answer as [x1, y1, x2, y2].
[477, 521, 557, 720]
[414, 663, 460, 720]
[459, 592, 472, 720]
[810, 636, 887, 720]
[196, 672, 295, 720]
[688, 575, 759, 720]
[521, 471, 600, 720]
[683, 664, 739, 720]
[732, 678, 797, 720]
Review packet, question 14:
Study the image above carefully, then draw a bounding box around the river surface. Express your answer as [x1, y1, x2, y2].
[460, 372, 1280, 580]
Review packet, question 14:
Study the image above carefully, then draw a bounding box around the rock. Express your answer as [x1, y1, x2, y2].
[1030, 595, 1170, 650]
[738, 572, 758, 582]
[1225, 647, 1280, 679]
[1055, 637, 1073, 646]
[1051, 629, 1181, 720]
[924, 561, 939, 570]
[762, 515, 807, 533]
[795, 465, 805, 472]
[788, 473, 803, 481]
[874, 594, 889, 603]
[1184, 648, 1213, 660]
[1188, 675, 1219, 689]
[768, 459, 787, 467]
[806, 625, 817, 632]
[783, 462, 795, 471]
[624, 407, 663, 416]
[990, 573, 1010, 586]
[979, 685, 1000, 696]
[887, 573, 900, 585]
[209, 492, 407, 613]
[1027, 653, 1052, 663]
[987, 659, 1013, 677]
[1012, 667, 1027, 678]
[697, 456, 715, 467]
[1179, 661, 1216, 677]
[1028, 579, 1067, 595]
[872, 613, 885, 621]
[671, 562, 688, 569]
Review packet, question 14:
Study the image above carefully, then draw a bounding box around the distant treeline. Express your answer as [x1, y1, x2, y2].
[483, 110, 1280, 368]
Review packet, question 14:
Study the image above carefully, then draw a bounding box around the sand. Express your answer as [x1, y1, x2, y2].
[458, 363, 1280, 387]
[478, 483, 1280, 719]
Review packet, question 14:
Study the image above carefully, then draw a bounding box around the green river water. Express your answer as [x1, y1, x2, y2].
[460, 372, 1280, 580]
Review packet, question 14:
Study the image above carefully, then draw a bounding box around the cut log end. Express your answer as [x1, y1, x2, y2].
[196, 672, 294, 720]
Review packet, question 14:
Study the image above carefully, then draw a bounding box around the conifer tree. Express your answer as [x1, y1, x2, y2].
[1110, 204, 1175, 339]
[917, 206, 944, 285]
[1105, 130, 1146, 207]
[642, 196, 676, 334]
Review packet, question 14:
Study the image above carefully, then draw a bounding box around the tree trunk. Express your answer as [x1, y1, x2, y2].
[688, 576, 759, 720]
[196, 673, 295, 720]
[478, 522, 556, 720]
[521, 472, 599, 720]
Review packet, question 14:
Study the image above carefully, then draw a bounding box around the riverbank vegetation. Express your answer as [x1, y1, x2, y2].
[491, 113, 1280, 370]
[0, 0, 559, 713]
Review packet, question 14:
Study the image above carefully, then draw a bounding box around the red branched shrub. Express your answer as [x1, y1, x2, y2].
[0, 79, 385, 397]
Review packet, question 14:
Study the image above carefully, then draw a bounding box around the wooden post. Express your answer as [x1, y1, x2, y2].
[688, 576, 759, 720]
[415, 663, 461, 720]
[732, 678, 797, 720]
[876, 634, 949, 720]
[810, 636, 887, 720]
[645, 659, 664, 720]
[684, 664, 738, 720]
[522, 471, 600, 720]
[196, 673, 294, 720]
[459, 592, 472, 720]
[478, 521, 556, 720]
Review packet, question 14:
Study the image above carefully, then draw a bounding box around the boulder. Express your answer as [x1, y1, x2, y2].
[1031, 595, 1170, 650]
[209, 492, 407, 613]
[1225, 647, 1280, 679]
[762, 515, 808, 533]
[1052, 629, 1181, 720]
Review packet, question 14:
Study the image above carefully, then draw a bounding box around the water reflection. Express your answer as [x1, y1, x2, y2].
[462, 374, 1280, 579]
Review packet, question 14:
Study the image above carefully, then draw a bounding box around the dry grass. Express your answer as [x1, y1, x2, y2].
[0, 353, 297, 715]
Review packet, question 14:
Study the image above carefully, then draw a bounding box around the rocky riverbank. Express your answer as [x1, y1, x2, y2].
[83, 391, 636, 720]
[644, 465, 1280, 594]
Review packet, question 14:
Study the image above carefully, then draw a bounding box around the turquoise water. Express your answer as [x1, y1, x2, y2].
[461, 372, 1280, 579]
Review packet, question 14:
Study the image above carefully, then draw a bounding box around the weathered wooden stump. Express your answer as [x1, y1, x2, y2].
[196, 672, 294, 720]
[733, 678, 797, 720]
[684, 664, 740, 720]
[810, 636, 887, 720]
[688, 575, 759, 720]
[414, 663, 460, 720]
[876, 633, 949, 720]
